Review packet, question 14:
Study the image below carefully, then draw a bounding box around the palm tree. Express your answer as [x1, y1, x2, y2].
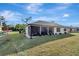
[0, 16, 5, 31]
[22, 16, 32, 39]
[22, 16, 32, 24]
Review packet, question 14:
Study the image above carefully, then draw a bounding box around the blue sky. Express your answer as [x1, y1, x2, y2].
[0, 3, 79, 26]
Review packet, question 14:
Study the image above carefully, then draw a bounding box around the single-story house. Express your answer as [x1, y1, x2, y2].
[25, 20, 76, 38]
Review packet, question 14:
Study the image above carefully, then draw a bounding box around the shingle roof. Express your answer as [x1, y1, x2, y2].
[29, 20, 65, 27]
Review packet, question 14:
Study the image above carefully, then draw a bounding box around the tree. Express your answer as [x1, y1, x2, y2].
[15, 24, 25, 30]
[15, 24, 26, 33]
[6, 25, 16, 31]
[0, 16, 8, 31]
[22, 16, 32, 39]
[22, 16, 32, 24]
[0, 16, 4, 26]
[0, 16, 5, 31]
[0, 16, 5, 22]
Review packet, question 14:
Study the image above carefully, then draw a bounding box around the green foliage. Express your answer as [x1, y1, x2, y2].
[15, 24, 26, 33]
[0, 16, 7, 31]
[0, 16, 6, 25]
[22, 16, 32, 24]
[0, 16, 5, 21]
[15, 24, 26, 30]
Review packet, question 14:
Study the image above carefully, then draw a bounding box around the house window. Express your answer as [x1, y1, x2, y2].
[57, 28, 60, 32]
[64, 28, 66, 31]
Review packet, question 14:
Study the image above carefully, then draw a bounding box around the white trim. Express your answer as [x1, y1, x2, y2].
[25, 26, 31, 38]
[60, 28, 64, 34]
[54, 27, 57, 35]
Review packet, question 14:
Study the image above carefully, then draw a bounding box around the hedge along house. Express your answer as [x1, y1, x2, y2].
[25, 20, 71, 38]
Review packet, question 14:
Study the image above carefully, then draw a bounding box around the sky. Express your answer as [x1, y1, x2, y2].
[0, 3, 79, 26]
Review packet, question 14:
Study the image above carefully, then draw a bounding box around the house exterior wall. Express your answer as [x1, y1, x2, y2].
[71, 29, 75, 32]
[54, 27, 57, 34]
[66, 28, 70, 33]
[73, 28, 77, 32]
[60, 28, 65, 34]
[53, 27, 70, 35]
[25, 26, 31, 38]
[54, 27, 64, 35]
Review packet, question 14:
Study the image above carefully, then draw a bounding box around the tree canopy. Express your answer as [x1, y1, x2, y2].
[15, 24, 26, 30]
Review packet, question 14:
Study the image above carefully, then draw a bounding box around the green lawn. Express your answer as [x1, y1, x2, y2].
[0, 32, 73, 56]
[18, 33, 79, 56]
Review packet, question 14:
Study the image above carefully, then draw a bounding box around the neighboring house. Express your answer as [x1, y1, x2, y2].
[0, 22, 2, 32]
[25, 20, 73, 38]
[69, 27, 79, 32]
[0, 26, 2, 32]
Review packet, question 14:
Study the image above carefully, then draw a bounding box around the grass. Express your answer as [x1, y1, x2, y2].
[14, 33, 79, 56]
[0, 32, 73, 56]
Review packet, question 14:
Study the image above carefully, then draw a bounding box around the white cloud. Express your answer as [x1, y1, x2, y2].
[33, 17, 52, 21]
[0, 10, 23, 24]
[33, 16, 79, 27]
[56, 3, 71, 10]
[0, 10, 13, 19]
[63, 14, 70, 17]
[46, 3, 72, 13]
[26, 3, 43, 14]
[33, 16, 62, 22]
[32, 15, 70, 23]
[0, 10, 22, 20]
